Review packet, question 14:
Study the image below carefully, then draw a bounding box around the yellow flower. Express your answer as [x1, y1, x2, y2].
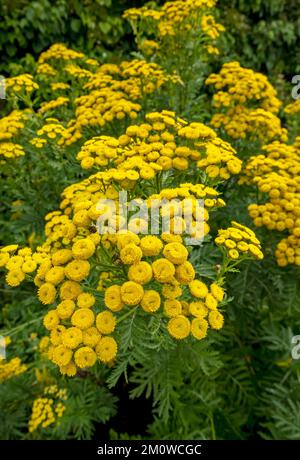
[60, 281, 82, 300]
[6, 269, 25, 287]
[56, 300, 76, 319]
[0, 357, 27, 382]
[45, 266, 65, 285]
[120, 244, 142, 265]
[43, 310, 60, 330]
[128, 217, 148, 234]
[175, 261, 195, 284]
[225, 239, 236, 249]
[6, 255, 23, 271]
[152, 258, 175, 283]
[248, 244, 264, 260]
[1, 244, 18, 252]
[163, 242, 189, 265]
[167, 315, 191, 340]
[62, 327, 83, 349]
[208, 310, 224, 330]
[39, 336, 50, 353]
[205, 293, 218, 310]
[237, 241, 249, 252]
[71, 308, 95, 329]
[104, 285, 124, 312]
[0, 252, 9, 267]
[162, 283, 182, 299]
[37, 259, 52, 278]
[73, 209, 91, 227]
[164, 299, 182, 317]
[189, 301, 208, 318]
[38, 283, 57, 305]
[189, 280, 208, 299]
[210, 283, 224, 302]
[22, 260, 37, 273]
[96, 337, 118, 363]
[52, 249, 73, 266]
[128, 261, 152, 284]
[65, 260, 90, 282]
[52, 345, 72, 366]
[116, 231, 140, 250]
[228, 249, 239, 260]
[77, 292, 95, 308]
[140, 167, 155, 179]
[50, 325, 66, 346]
[96, 311, 116, 334]
[120, 281, 144, 305]
[72, 238, 95, 260]
[74, 346, 97, 368]
[60, 361, 77, 376]
[173, 157, 188, 170]
[82, 327, 101, 347]
[191, 318, 209, 340]
[141, 290, 161, 313]
[180, 300, 190, 316]
[140, 236, 163, 256]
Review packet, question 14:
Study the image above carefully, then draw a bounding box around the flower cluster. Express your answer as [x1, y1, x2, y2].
[6, 74, 39, 96]
[38, 97, 70, 114]
[0, 110, 31, 163]
[35, 120, 70, 146]
[1, 43, 181, 162]
[206, 61, 281, 112]
[0, 357, 27, 382]
[0, 245, 42, 287]
[215, 221, 264, 261]
[0, 109, 264, 375]
[284, 99, 300, 116]
[240, 140, 300, 266]
[38, 43, 85, 63]
[206, 62, 287, 142]
[76, 110, 242, 182]
[0, 110, 29, 141]
[28, 385, 67, 432]
[0, 142, 25, 161]
[37, 63, 57, 77]
[209, 106, 288, 142]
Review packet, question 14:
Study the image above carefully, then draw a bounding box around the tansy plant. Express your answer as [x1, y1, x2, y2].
[0, 111, 263, 378]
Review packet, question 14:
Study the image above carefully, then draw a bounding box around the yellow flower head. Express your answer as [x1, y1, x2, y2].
[140, 235, 163, 256]
[104, 285, 124, 312]
[120, 281, 144, 305]
[71, 308, 95, 329]
[189, 279, 208, 299]
[74, 346, 97, 368]
[152, 258, 175, 283]
[191, 318, 209, 340]
[96, 311, 116, 334]
[62, 327, 83, 349]
[128, 261, 153, 284]
[96, 336, 118, 363]
[167, 315, 191, 340]
[141, 290, 161, 313]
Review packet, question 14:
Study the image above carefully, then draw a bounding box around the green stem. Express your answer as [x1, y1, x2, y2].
[116, 306, 137, 324]
[210, 413, 216, 440]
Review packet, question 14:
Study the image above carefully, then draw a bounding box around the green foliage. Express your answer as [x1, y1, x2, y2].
[0, 0, 150, 74]
[219, 0, 300, 75]
[0, 366, 117, 440]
